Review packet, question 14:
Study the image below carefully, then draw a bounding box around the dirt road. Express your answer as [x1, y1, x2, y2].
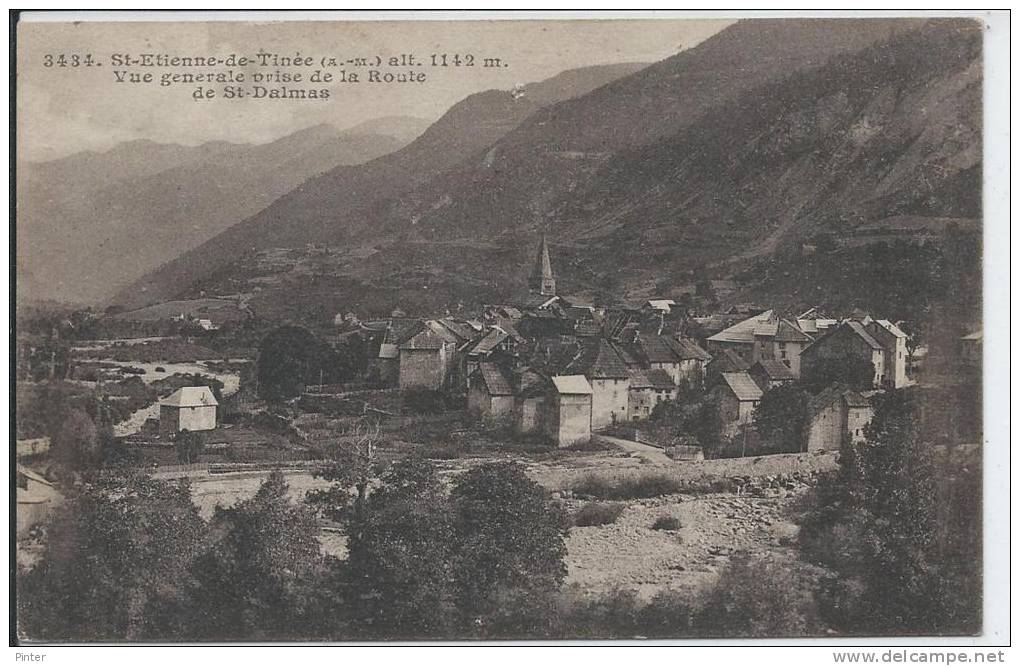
[595, 434, 673, 464]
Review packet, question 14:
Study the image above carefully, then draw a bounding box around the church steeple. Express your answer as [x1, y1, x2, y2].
[528, 233, 556, 296]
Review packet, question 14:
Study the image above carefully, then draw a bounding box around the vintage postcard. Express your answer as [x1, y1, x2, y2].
[12, 10, 1007, 648]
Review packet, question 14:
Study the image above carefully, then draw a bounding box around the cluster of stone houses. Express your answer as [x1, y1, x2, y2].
[346, 235, 916, 451]
[697, 303, 913, 447]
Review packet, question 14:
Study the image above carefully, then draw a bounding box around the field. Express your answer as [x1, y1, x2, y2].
[115, 298, 249, 323]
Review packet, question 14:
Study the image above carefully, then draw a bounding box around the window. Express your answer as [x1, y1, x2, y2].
[780, 350, 787, 359]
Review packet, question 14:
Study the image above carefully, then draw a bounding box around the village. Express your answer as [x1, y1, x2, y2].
[304, 234, 976, 454]
[16, 233, 983, 525]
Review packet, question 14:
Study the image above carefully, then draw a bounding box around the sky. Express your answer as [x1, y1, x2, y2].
[16, 17, 732, 161]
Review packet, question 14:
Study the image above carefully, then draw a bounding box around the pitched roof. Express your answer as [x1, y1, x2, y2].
[753, 322, 779, 338]
[603, 311, 627, 337]
[436, 318, 478, 342]
[752, 359, 797, 381]
[378, 343, 399, 359]
[873, 319, 907, 339]
[561, 295, 595, 309]
[798, 306, 836, 320]
[607, 340, 642, 366]
[796, 317, 838, 335]
[669, 337, 712, 361]
[399, 328, 446, 350]
[161, 386, 218, 408]
[708, 347, 751, 373]
[804, 320, 884, 355]
[636, 335, 682, 364]
[810, 384, 871, 413]
[501, 321, 526, 344]
[477, 363, 514, 396]
[551, 375, 592, 395]
[646, 299, 676, 312]
[379, 319, 425, 346]
[719, 372, 763, 402]
[468, 328, 509, 356]
[707, 310, 775, 344]
[774, 319, 812, 343]
[845, 320, 884, 350]
[629, 368, 676, 390]
[961, 330, 982, 341]
[517, 293, 561, 310]
[567, 338, 631, 379]
[424, 319, 465, 344]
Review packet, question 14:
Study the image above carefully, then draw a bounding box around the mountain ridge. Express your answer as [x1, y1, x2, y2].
[17, 121, 418, 304]
[111, 61, 650, 309]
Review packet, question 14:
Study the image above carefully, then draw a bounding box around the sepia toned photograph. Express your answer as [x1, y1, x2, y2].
[11, 10, 1006, 647]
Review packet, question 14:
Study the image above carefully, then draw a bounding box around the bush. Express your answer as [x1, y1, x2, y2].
[651, 516, 682, 531]
[573, 502, 625, 527]
[639, 589, 699, 638]
[573, 473, 684, 500]
[560, 588, 643, 639]
[697, 554, 820, 637]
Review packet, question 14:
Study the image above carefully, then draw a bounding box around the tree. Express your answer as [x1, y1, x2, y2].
[51, 408, 100, 470]
[18, 476, 207, 641]
[344, 457, 454, 638]
[754, 384, 811, 453]
[802, 353, 875, 393]
[305, 423, 381, 524]
[698, 555, 820, 637]
[449, 462, 569, 637]
[189, 471, 324, 640]
[168, 373, 225, 401]
[850, 391, 944, 632]
[175, 429, 204, 464]
[256, 326, 338, 401]
[802, 390, 981, 635]
[650, 394, 721, 451]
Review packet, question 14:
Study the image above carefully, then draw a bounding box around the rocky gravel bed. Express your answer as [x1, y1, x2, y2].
[563, 489, 807, 601]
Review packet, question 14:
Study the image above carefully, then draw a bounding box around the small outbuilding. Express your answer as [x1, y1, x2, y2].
[160, 386, 218, 436]
[806, 385, 873, 452]
[547, 375, 593, 447]
[467, 363, 515, 419]
[713, 371, 763, 428]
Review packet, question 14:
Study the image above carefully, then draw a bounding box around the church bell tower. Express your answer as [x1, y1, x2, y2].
[528, 233, 556, 296]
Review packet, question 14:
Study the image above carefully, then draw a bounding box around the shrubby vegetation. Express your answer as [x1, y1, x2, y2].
[256, 326, 358, 401]
[649, 395, 721, 452]
[574, 502, 626, 527]
[651, 516, 682, 531]
[19, 389, 981, 640]
[753, 384, 811, 454]
[800, 390, 981, 635]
